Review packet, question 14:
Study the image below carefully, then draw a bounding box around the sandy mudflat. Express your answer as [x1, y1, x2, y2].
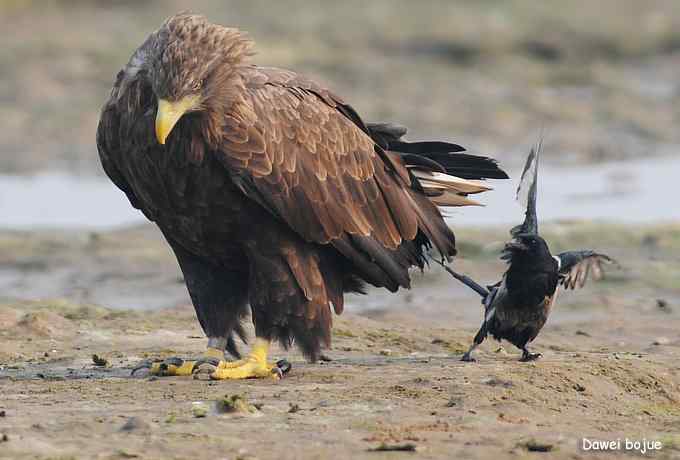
[1, 223, 679, 459]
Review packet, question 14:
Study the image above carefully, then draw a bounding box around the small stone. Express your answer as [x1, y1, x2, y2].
[192, 402, 209, 418]
[368, 443, 417, 452]
[119, 417, 149, 432]
[446, 398, 458, 407]
[92, 354, 108, 366]
[235, 448, 259, 460]
[520, 439, 554, 452]
[653, 337, 670, 346]
[0, 410, 5, 417]
[573, 384, 586, 392]
[288, 403, 300, 413]
[1, 434, 7, 442]
[215, 394, 259, 415]
[379, 349, 392, 356]
[482, 377, 513, 388]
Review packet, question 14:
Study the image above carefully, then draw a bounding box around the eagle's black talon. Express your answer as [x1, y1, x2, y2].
[271, 367, 284, 379]
[276, 359, 292, 376]
[162, 357, 186, 367]
[191, 356, 221, 379]
[131, 360, 155, 376]
[193, 356, 220, 368]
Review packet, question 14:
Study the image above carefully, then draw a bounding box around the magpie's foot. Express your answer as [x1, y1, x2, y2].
[520, 350, 542, 362]
[461, 353, 477, 363]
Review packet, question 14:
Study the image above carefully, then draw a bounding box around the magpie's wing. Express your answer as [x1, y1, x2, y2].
[557, 250, 616, 290]
[510, 140, 541, 237]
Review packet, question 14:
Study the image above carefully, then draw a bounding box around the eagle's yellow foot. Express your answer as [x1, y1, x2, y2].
[209, 338, 291, 380]
[131, 347, 224, 377]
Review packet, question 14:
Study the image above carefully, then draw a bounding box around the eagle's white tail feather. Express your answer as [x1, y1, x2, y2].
[430, 191, 483, 207]
[412, 170, 492, 194]
[412, 169, 490, 207]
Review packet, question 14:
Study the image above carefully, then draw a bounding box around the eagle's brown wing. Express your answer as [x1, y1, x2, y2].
[557, 251, 616, 290]
[214, 67, 455, 289]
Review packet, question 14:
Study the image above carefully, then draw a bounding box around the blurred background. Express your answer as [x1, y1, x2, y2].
[1, 0, 679, 227]
[0, 0, 678, 313]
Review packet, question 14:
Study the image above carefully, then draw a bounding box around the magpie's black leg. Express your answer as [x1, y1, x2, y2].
[462, 323, 487, 362]
[520, 347, 542, 362]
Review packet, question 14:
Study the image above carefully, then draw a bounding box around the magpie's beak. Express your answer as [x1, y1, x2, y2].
[505, 239, 528, 252]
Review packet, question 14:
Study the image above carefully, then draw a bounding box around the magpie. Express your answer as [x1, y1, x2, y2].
[442, 143, 615, 362]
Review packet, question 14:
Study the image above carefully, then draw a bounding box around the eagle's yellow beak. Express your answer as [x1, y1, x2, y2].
[155, 96, 200, 145]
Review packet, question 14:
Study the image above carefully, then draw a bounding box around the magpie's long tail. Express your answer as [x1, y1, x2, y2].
[511, 140, 541, 236]
[429, 257, 489, 298]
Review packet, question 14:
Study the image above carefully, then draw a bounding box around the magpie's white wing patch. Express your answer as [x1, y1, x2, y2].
[557, 251, 616, 289]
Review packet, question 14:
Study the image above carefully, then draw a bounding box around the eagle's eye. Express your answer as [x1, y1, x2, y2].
[191, 79, 204, 91]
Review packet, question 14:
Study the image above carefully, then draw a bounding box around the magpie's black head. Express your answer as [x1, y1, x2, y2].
[501, 233, 553, 265]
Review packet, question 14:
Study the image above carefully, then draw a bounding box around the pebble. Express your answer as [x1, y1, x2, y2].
[192, 401, 209, 418]
[119, 416, 149, 432]
[288, 403, 301, 413]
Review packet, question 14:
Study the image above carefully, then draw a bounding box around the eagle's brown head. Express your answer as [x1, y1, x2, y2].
[147, 13, 253, 145]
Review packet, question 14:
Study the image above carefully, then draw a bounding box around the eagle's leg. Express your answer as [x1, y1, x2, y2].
[212, 226, 334, 381]
[131, 234, 250, 377]
[209, 338, 290, 380]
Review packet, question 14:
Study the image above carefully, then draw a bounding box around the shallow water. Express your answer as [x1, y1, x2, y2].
[0, 156, 678, 230]
[0, 173, 139, 230]
[446, 155, 680, 226]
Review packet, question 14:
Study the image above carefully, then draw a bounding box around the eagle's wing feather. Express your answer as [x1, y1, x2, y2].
[220, 81, 408, 248]
[214, 67, 455, 289]
[557, 250, 616, 290]
[97, 98, 142, 211]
